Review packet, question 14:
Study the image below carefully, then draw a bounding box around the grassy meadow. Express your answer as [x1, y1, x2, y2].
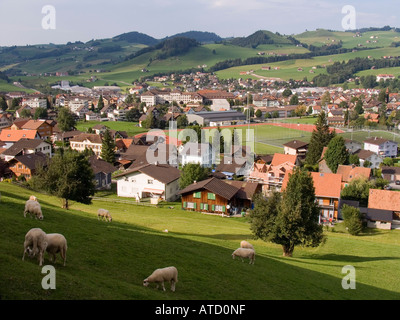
[1, 182, 400, 300]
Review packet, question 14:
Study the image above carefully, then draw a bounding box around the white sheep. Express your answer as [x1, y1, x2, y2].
[143, 266, 178, 292]
[22, 228, 48, 266]
[24, 199, 43, 220]
[45, 233, 68, 266]
[240, 240, 254, 251]
[97, 208, 112, 222]
[232, 248, 255, 264]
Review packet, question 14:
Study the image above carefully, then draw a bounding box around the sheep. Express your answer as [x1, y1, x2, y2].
[24, 199, 43, 220]
[22, 228, 48, 266]
[45, 233, 68, 266]
[240, 240, 254, 251]
[97, 208, 112, 222]
[29, 195, 38, 202]
[143, 266, 178, 292]
[232, 248, 255, 264]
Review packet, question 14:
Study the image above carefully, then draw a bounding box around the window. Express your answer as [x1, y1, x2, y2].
[193, 192, 201, 199]
[214, 205, 225, 212]
[148, 179, 153, 184]
[207, 193, 216, 200]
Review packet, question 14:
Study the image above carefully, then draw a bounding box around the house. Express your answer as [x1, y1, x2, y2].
[0, 113, 13, 129]
[344, 139, 362, 154]
[69, 133, 103, 157]
[248, 153, 298, 194]
[353, 149, 383, 169]
[7, 152, 48, 180]
[88, 155, 117, 190]
[179, 142, 214, 168]
[0, 129, 41, 148]
[368, 189, 400, 229]
[364, 137, 398, 158]
[282, 140, 308, 160]
[21, 119, 53, 140]
[381, 166, 400, 183]
[114, 163, 180, 202]
[282, 171, 342, 222]
[178, 177, 260, 215]
[336, 165, 372, 188]
[1, 139, 52, 162]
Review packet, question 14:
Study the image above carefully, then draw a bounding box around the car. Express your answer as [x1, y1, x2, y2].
[396, 180, 400, 185]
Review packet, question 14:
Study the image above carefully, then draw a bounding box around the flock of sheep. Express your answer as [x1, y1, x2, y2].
[21, 196, 256, 293]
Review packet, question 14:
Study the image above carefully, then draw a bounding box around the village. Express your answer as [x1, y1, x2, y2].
[1, 70, 400, 233]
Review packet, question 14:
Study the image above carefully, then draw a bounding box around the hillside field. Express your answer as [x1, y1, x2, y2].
[1, 182, 400, 300]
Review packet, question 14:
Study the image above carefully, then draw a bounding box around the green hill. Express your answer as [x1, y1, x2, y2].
[1, 182, 400, 300]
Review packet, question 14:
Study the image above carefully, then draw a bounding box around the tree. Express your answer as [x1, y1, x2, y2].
[255, 109, 262, 118]
[34, 107, 48, 120]
[179, 163, 211, 189]
[0, 96, 8, 111]
[30, 149, 95, 209]
[305, 111, 335, 165]
[57, 107, 76, 132]
[324, 136, 349, 173]
[355, 100, 364, 114]
[341, 204, 363, 236]
[250, 168, 324, 257]
[282, 88, 292, 98]
[289, 94, 299, 105]
[125, 108, 141, 122]
[97, 95, 104, 113]
[177, 114, 188, 128]
[100, 128, 116, 164]
[340, 177, 371, 207]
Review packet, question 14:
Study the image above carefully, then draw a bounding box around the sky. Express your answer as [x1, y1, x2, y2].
[0, 0, 398, 46]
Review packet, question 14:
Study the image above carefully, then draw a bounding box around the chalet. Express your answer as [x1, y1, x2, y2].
[282, 140, 308, 160]
[178, 177, 260, 215]
[114, 163, 180, 202]
[7, 152, 48, 180]
[0, 113, 13, 129]
[364, 137, 398, 158]
[353, 149, 383, 169]
[368, 189, 400, 229]
[344, 139, 362, 154]
[88, 155, 117, 190]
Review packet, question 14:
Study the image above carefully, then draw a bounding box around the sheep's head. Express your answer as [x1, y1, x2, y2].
[38, 216, 44, 221]
[143, 279, 149, 287]
[25, 247, 36, 258]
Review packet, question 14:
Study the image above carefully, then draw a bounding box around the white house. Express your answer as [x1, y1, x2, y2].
[179, 142, 215, 167]
[364, 137, 398, 158]
[114, 163, 181, 201]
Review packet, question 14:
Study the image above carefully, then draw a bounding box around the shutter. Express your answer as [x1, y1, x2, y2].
[193, 202, 197, 209]
[204, 204, 208, 210]
[183, 202, 187, 208]
[212, 204, 215, 211]
[222, 205, 225, 212]
[200, 203, 204, 210]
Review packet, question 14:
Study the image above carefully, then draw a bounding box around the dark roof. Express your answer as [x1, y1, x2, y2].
[88, 155, 117, 174]
[364, 208, 393, 222]
[282, 140, 309, 149]
[114, 163, 180, 184]
[224, 180, 261, 200]
[353, 149, 375, 160]
[2, 139, 47, 156]
[381, 166, 400, 175]
[10, 152, 48, 170]
[178, 177, 240, 200]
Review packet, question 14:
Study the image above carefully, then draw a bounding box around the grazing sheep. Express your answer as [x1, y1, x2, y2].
[97, 208, 112, 222]
[232, 248, 255, 264]
[240, 240, 254, 251]
[29, 195, 38, 202]
[24, 199, 43, 220]
[45, 233, 68, 266]
[143, 266, 178, 292]
[22, 228, 48, 266]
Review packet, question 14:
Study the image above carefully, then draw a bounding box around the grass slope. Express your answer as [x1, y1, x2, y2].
[1, 182, 400, 300]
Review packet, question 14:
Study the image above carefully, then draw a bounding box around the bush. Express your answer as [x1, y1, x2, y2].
[341, 204, 363, 236]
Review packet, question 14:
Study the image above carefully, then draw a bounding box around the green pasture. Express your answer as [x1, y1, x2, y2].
[1, 182, 400, 300]
[75, 120, 147, 137]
